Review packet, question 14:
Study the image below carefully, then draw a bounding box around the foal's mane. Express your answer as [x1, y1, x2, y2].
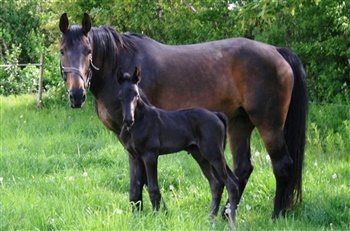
[138, 87, 152, 106]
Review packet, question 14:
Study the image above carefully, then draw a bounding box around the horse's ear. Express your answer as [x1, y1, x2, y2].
[59, 13, 69, 34]
[132, 66, 141, 84]
[82, 13, 91, 36]
[117, 67, 123, 84]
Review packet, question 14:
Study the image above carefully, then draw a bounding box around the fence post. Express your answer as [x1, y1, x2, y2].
[37, 53, 44, 109]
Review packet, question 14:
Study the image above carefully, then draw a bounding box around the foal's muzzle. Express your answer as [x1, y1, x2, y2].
[123, 118, 135, 129]
[69, 88, 86, 108]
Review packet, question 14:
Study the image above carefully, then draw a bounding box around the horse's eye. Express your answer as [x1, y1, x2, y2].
[60, 50, 64, 56]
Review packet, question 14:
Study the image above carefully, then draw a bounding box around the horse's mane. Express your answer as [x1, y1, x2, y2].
[90, 26, 144, 55]
[89, 26, 147, 78]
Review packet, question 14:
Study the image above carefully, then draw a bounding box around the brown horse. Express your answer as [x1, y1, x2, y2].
[59, 13, 308, 219]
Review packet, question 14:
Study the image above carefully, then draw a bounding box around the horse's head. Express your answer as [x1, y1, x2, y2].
[117, 67, 141, 129]
[59, 13, 98, 108]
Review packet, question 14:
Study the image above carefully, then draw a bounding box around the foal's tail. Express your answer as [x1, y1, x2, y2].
[277, 47, 308, 209]
[215, 112, 228, 151]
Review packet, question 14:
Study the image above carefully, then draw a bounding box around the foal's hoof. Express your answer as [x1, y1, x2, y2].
[130, 201, 143, 212]
[221, 203, 231, 220]
[221, 210, 228, 220]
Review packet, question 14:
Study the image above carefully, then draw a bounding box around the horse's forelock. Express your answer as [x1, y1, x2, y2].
[61, 25, 86, 46]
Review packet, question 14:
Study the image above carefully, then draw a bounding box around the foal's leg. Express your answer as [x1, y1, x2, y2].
[141, 152, 166, 212]
[209, 157, 239, 225]
[190, 147, 224, 217]
[201, 145, 239, 224]
[129, 154, 147, 211]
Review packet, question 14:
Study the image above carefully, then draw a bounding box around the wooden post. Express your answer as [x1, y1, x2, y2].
[37, 53, 44, 109]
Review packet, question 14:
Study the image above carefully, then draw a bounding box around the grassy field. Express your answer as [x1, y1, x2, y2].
[1, 94, 349, 230]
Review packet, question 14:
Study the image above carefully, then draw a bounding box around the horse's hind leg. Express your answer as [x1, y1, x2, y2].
[228, 113, 255, 203]
[190, 146, 224, 217]
[257, 126, 293, 218]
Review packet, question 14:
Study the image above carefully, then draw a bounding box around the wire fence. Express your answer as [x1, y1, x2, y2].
[0, 54, 45, 109]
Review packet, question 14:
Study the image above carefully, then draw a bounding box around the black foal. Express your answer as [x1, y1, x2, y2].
[117, 67, 239, 225]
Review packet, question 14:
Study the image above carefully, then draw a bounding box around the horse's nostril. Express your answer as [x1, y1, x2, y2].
[69, 93, 75, 105]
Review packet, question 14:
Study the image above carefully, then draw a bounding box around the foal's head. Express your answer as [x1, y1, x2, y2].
[117, 67, 141, 128]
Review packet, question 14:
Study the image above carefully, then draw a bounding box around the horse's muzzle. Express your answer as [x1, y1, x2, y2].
[69, 89, 86, 108]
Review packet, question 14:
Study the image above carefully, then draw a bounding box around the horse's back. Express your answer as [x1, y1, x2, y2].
[139, 37, 294, 121]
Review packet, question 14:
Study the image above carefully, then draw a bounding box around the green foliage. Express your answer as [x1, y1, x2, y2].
[0, 0, 43, 63]
[0, 45, 39, 95]
[238, 0, 350, 103]
[0, 0, 349, 103]
[308, 102, 350, 158]
[0, 0, 61, 96]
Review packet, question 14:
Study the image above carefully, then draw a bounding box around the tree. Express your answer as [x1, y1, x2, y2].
[235, 0, 350, 103]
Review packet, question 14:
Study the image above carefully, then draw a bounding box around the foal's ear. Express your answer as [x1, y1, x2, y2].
[59, 13, 69, 34]
[132, 66, 141, 84]
[82, 13, 91, 36]
[117, 67, 124, 84]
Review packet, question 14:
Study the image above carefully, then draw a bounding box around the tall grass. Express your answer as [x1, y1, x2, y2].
[1, 94, 349, 230]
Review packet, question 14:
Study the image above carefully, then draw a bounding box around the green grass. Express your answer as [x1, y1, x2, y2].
[1, 94, 349, 230]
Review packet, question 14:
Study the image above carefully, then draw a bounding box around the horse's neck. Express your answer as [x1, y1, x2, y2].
[90, 68, 117, 96]
[90, 75, 124, 134]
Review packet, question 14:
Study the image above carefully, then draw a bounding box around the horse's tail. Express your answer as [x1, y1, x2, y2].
[215, 112, 228, 151]
[277, 47, 308, 209]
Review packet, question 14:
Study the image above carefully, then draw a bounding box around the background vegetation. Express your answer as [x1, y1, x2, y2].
[0, 0, 349, 103]
[1, 0, 349, 230]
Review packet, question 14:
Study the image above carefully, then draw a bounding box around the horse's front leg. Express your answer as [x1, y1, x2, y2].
[129, 153, 147, 211]
[141, 152, 167, 212]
